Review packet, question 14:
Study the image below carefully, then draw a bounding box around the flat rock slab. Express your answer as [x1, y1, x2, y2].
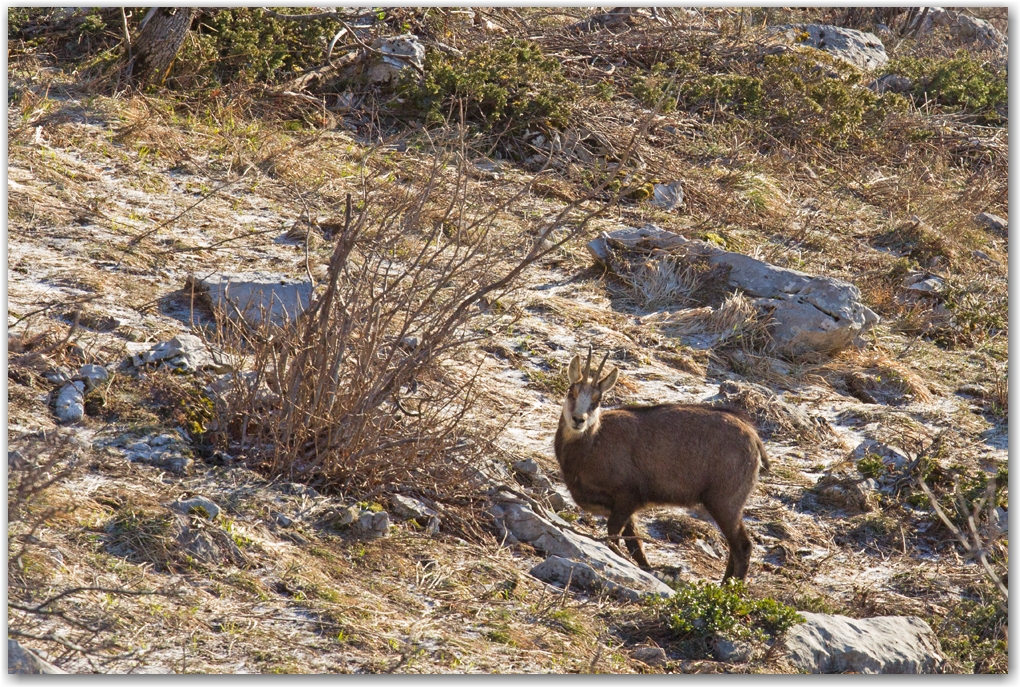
[589, 225, 878, 358]
[492, 498, 673, 600]
[192, 272, 314, 329]
[785, 612, 944, 674]
[774, 24, 888, 71]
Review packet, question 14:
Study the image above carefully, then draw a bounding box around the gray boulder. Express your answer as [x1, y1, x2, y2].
[192, 272, 314, 329]
[54, 381, 85, 423]
[8, 639, 66, 674]
[492, 498, 673, 600]
[589, 225, 879, 358]
[784, 612, 944, 673]
[774, 24, 888, 71]
[912, 8, 1007, 55]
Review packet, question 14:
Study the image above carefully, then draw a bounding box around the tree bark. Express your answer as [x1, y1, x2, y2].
[131, 7, 197, 85]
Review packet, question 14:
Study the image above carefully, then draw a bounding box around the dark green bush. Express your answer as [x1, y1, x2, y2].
[632, 51, 906, 147]
[176, 8, 344, 85]
[397, 38, 578, 136]
[883, 51, 1006, 122]
[651, 579, 803, 657]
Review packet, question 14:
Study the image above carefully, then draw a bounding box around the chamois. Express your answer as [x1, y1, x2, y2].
[553, 347, 770, 581]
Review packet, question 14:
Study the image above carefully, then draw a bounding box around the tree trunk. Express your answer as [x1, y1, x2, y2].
[131, 7, 197, 85]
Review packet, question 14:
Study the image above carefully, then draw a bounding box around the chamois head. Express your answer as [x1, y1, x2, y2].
[562, 346, 619, 436]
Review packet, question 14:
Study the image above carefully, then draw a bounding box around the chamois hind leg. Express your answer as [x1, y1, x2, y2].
[704, 502, 753, 582]
[622, 516, 651, 570]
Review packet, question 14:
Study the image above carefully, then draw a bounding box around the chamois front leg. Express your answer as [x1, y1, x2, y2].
[606, 507, 642, 565]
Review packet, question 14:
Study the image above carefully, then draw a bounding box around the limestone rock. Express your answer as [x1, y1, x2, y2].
[368, 35, 425, 83]
[631, 646, 668, 666]
[192, 272, 314, 329]
[355, 510, 391, 538]
[869, 73, 912, 94]
[75, 363, 109, 390]
[784, 612, 944, 674]
[129, 333, 230, 373]
[54, 381, 85, 423]
[168, 496, 221, 520]
[492, 498, 673, 600]
[709, 251, 879, 357]
[8, 639, 66, 674]
[588, 225, 878, 358]
[649, 181, 684, 212]
[713, 637, 754, 663]
[390, 494, 437, 523]
[774, 24, 888, 71]
[975, 212, 1007, 234]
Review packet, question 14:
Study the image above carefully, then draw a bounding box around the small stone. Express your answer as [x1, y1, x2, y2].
[8, 450, 27, 469]
[76, 363, 109, 389]
[275, 513, 293, 528]
[356, 510, 390, 537]
[513, 458, 541, 476]
[54, 381, 86, 423]
[169, 496, 220, 519]
[958, 384, 989, 399]
[124, 440, 152, 454]
[546, 491, 567, 512]
[632, 646, 668, 666]
[155, 453, 193, 474]
[649, 180, 684, 211]
[975, 212, 1007, 234]
[150, 433, 180, 447]
[44, 367, 72, 385]
[972, 250, 998, 264]
[333, 506, 360, 528]
[390, 494, 437, 522]
[713, 637, 754, 663]
[425, 516, 441, 536]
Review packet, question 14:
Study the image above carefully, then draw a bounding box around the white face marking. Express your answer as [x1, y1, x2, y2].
[561, 384, 601, 439]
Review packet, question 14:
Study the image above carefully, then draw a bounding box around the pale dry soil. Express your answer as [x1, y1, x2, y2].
[7, 90, 1006, 673]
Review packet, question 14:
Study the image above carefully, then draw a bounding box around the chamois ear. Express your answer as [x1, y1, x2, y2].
[598, 367, 619, 393]
[567, 355, 582, 384]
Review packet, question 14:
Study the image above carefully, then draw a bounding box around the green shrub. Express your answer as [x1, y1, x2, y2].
[935, 596, 1007, 673]
[398, 38, 577, 136]
[857, 453, 887, 479]
[652, 579, 803, 656]
[176, 8, 345, 85]
[883, 51, 1006, 122]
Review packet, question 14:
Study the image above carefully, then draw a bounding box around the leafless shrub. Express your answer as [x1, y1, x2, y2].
[209, 143, 633, 507]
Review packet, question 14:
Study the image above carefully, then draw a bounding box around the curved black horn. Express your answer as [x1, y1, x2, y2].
[583, 344, 593, 383]
[594, 350, 610, 382]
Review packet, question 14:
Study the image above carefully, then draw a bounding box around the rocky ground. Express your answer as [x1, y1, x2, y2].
[8, 7, 1008, 674]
